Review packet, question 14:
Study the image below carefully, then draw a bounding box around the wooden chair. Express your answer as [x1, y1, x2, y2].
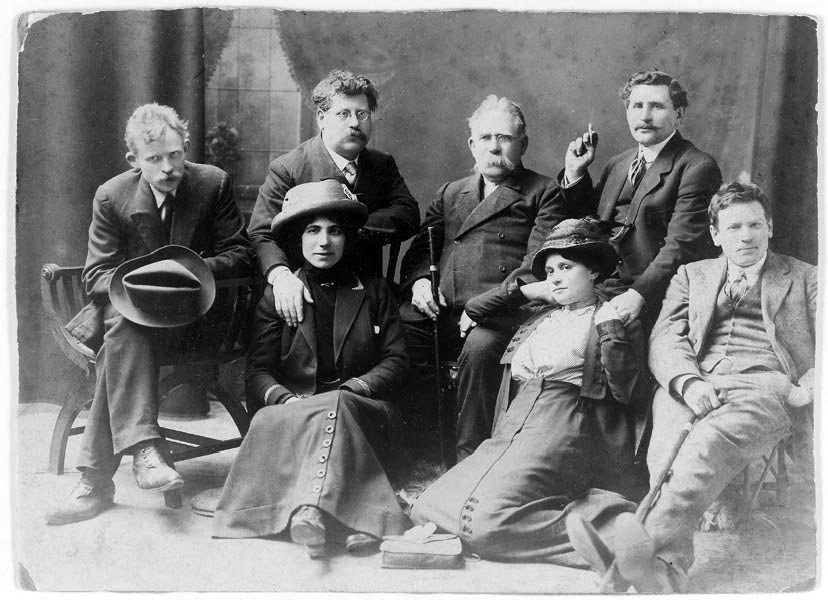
[40, 263, 260, 508]
[738, 437, 791, 528]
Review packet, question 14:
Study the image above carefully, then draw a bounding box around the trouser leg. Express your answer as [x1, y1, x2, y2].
[77, 307, 164, 472]
[455, 325, 512, 461]
[644, 373, 792, 574]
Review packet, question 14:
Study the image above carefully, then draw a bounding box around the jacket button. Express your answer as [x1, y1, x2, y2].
[498, 232, 505, 239]
[454, 240, 460, 245]
[319, 455, 328, 463]
[325, 425, 334, 434]
[312, 484, 322, 493]
[322, 439, 332, 448]
[317, 469, 326, 478]
[499, 265, 506, 272]
[617, 259, 623, 264]
[327, 411, 337, 419]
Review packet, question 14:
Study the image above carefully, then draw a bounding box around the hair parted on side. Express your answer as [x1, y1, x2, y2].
[708, 181, 773, 229]
[311, 69, 380, 113]
[124, 103, 189, 154]
[468, 94, 527, 136]
[619, 70, 688, 110]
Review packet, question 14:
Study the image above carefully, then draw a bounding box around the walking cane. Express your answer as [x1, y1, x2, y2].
[427, 226, 448, 467]
[599, 415, 698, 593]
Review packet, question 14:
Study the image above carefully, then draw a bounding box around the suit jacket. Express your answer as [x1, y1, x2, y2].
[560, 132, 722, 312]
[245, 269, 409, 414]
[649, 252, 818, 399]
[247, 135, 420, 277]
[82, 161, 253, 302]
[400, 166, 567, 311]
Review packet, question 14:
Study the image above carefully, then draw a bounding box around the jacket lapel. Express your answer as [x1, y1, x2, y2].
[455, 169, 525, 239]
[169, 165, 201, 246]
[295, 270, 318, 360]
[129, 175, 167, 251]
[760, 251, 792, 332]
[598, 149, 636, 220]
[333, 276, 367, 363]
[693, 256, 727, 352]
[310, 135, 349, 184]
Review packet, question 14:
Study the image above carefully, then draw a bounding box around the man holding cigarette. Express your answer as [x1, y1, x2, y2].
[560, 69, 722, 329]
[399, 95, 569, 460]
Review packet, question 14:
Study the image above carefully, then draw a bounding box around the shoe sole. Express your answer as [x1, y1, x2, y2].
[45, 499, 115, 526]
[613, 512, 656, 583]
[137, 478, 184, 493]
[290, 520, 326, 548]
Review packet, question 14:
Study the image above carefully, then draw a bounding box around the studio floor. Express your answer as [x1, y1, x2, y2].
[12, 401, 818, 594]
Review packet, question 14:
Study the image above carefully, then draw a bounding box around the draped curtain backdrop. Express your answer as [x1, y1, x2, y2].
[277, 11, 817, 261]
[16, 9, 233, 402]
[16, 10, 817, 404]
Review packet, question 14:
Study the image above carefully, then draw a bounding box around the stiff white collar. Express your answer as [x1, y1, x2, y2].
[727, 252, 767, 288]
[638, 129, 677, 164]
[149, 185, 175, 209]
[324, 142, 360, 172]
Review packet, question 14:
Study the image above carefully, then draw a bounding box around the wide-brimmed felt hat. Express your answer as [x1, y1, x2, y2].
[531, 218, 619, 281]
[109, 245, 216, 328]
[270, 179, 369, 239]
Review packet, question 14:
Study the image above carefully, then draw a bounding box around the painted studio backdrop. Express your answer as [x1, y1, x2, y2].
[16, 9, 818, 405]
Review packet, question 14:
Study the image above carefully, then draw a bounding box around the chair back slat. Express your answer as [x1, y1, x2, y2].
[220, 278, 259, 352]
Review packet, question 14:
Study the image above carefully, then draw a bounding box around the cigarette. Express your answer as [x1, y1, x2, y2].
[588, 122, 594, 142]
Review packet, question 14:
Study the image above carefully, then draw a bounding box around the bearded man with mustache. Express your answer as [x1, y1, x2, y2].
[248, 69, 420, 327]
[559, 70, 722, 331]
[399, 95, 573, 461]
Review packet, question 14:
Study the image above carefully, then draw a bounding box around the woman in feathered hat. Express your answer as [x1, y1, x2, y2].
[411, 217, 650, 564]
[214, 180, 410, 557]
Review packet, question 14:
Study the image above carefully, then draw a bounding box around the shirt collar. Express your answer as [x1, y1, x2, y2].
[727, 253, 767, 286]
[638, 130, 677, 163]
[149, 185, 175, 209]
[324, 141, 360, 171]
[561, 297, 598, 311]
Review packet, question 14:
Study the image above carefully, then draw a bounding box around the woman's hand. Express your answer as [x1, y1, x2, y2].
[520, 281, 557, 305]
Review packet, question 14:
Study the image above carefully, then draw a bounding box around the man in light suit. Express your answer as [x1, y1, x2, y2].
[399, 95, 569, 460]
[560, 70, 722, 329]
[247, 69, 419, 327]
[568, 182, 816, 592]
[47, 103, 253, 525]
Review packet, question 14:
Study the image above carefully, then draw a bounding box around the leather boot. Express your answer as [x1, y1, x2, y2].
[132, 440, 184, 492]
[46, 471, 115, 526]
[344, 531, 381, 554]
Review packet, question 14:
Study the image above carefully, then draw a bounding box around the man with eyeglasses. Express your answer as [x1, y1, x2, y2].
[248, 69, 419, 327]
[399, 95, 570, 461]
[560, 70, 722, 330]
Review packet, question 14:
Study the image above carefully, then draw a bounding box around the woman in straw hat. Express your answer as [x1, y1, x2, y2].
[214, 180, 410, 557]
[410, 218, 650, 563]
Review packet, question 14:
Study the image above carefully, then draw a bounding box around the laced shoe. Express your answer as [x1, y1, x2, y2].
[46, 472, 115, 526]
[132, 441, 184, 492]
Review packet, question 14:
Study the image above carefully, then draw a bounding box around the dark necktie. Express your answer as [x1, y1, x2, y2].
[628, 154, 646, 190]
[343, 161, 357, 186]
[725, 268, 749, 305]
[160, 193, 175, 242]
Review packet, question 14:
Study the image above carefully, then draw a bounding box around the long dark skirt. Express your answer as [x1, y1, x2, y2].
[412, 378, 639, 563]
[214, 389, 410, 540]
